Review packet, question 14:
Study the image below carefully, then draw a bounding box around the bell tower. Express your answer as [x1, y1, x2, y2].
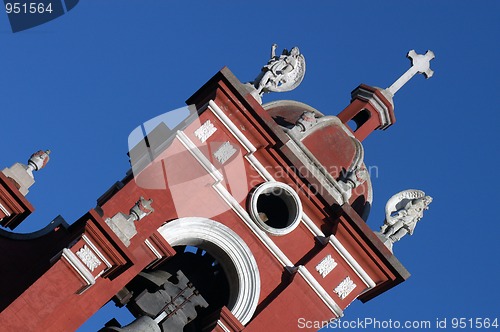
[0, 47, 434, 331]
[336, 85, 395, 142]
[337, 50, 435, 141]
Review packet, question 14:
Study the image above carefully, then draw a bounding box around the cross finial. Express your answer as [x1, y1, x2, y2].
[387, 50, 435, 96]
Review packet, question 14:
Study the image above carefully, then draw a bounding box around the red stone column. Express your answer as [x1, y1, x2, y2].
[0, 173, 34, 229]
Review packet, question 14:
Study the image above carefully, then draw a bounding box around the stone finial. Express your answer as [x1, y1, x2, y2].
[105, 196, 154, 247]
[1, 150, 51, 196]
[376, 189, 432, 252]
[27, 150, 51, 174]
[130, 197, 154, 221]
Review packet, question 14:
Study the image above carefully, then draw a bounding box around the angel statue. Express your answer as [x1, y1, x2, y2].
[377, 189, 432, 251]
[250, 44, 306, 100]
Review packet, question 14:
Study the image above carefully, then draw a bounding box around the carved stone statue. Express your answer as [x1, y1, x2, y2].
[377, 189, 432, 251]
[250, 44, 306, 100]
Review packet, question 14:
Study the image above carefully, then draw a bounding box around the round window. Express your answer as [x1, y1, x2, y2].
[248, 182, 303, 236]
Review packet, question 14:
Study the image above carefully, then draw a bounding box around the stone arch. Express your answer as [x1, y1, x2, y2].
[157, 217, 260, 325]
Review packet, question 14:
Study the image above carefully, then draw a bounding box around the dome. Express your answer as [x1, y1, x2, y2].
[263, 100, 372, 221]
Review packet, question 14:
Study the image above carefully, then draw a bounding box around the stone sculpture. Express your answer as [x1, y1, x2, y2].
[377, 189, 432, 251]
[249, 44, 305, 102]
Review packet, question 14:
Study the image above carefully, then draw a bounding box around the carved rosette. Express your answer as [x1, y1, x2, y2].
[75, 245, 102, 272]
[194, 120, 217, 143]
[315, 254, 337, 278]
[213, 142, 237, 164]
[334, 276, 357, 300]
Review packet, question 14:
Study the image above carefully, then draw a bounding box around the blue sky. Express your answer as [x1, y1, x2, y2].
[1, 1, 499, 331]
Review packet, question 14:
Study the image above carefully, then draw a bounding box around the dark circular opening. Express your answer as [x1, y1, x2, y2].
[257, 192, 289, 228]
[255, 187, 298, 229]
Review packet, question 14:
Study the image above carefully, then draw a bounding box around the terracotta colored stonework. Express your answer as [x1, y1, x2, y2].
[0, 68, 410, 331]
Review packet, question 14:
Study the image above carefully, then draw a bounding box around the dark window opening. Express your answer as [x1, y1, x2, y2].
[256, 192, 291, 229]
[347, 109, 371, 132]
[254, 186, 300, 231]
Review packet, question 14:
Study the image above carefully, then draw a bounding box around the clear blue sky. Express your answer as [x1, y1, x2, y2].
[1, 1, 499, 331]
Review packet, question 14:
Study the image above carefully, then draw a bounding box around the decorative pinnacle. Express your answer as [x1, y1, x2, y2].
[130, 196, 154, 221]
[1, 149, 51, 196]
[386, 50, 435, 96]
[27, 150, 51, 174]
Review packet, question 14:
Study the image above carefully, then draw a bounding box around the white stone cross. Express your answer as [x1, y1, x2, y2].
[387, 50, 435, 96]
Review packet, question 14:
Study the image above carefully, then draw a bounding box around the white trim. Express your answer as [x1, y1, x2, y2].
[208, 101, 256, 153]
[354, 86, 393, 129]
[217, 320, 232, 332]
[208, 101, 274, 181]
[0, 203, 11, 217]
[329, 236, 376, 288]
[301, 214, 375, 288]
[298, 266, 343, 317]
[158, 217, 260, 326]
[301, 212, 325, 237]
[144, 239, 163, 260]
[61, 248, 95, 294]
[176, 130, 223, 182]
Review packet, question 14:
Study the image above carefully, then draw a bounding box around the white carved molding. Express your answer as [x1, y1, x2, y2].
[315, 254, 337, 278]
[334, 276, 357, 300]
[194, 119, 217, 143]
[76, 245, 102, 272]
[214, 141, 237, 164]
[82, 235, 112, 270]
